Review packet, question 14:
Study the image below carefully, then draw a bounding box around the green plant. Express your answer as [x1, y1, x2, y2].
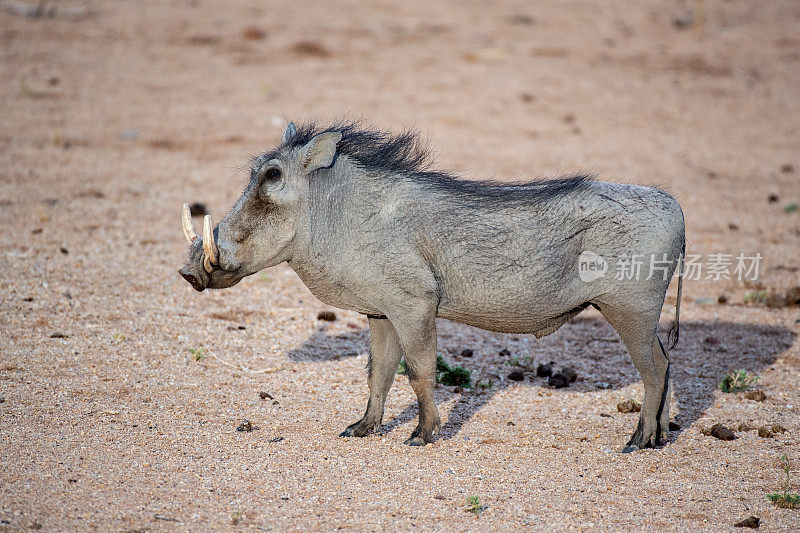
[436, 354, 472, 387]
[767, 454, 800, 509]
[743, 290, 768, 304]
[189, 347, 206, 361]
[784, 203, 799, 214]
[507, 355, 534, 370]
[396, 359, 407, 375]
[720, 369, 758, 393]
[465, 495, 486, 515]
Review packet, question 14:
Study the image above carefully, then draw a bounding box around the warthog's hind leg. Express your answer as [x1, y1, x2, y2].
[340, 317, 403, 438]
[598, 303, 670, 453]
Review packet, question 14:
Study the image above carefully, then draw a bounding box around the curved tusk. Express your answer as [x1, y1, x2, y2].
[182, 203, 198, 243]
[202, 214, 219, 272]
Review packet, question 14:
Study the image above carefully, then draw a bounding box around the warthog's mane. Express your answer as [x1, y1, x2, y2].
[272, 120, 592, 202]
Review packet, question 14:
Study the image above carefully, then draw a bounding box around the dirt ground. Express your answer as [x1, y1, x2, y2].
[1, 0, 799, 530]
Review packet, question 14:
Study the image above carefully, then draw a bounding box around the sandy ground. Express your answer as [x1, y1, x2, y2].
[1, 0, 799, 530]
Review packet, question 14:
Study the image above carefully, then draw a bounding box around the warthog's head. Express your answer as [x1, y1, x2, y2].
[178, 122, 341, 291]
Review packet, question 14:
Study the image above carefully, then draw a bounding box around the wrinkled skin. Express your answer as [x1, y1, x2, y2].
[179, 122, 685, 451]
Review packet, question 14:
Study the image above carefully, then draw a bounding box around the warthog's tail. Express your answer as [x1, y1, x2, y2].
[667, 243, 685, 350]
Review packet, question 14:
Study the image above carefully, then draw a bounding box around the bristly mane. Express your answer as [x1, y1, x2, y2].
[272, 120, 592, 201]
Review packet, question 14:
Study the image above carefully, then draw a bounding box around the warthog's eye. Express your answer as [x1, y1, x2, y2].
[261, 167, 281, 182]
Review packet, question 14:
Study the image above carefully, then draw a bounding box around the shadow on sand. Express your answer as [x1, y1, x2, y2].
[287, 316, 795, 443]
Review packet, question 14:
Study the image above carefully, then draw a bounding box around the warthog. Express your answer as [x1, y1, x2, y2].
[179, 121, 685, 452]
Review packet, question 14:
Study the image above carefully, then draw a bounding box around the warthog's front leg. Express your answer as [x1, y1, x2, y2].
[391, 302, 440, 446]
[340, 317, 403, 438]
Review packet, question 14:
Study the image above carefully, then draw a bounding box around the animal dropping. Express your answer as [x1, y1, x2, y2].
[178, 120, 685, 451]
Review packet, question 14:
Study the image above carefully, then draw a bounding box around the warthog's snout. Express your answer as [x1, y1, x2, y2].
[178, 203, 243, 292]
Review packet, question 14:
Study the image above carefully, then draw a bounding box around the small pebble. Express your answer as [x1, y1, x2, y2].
[785, 286, 800, 305]
[536, 362, 553, 377]
[498, 348, 511, 357]
[738, 422, 753, 432]
[734, 516, 760, 529]
[453, 386, 463, 394]
[767, 193, 779, 203]
[711, 423, 736, 441]
[259, 391, 273, 400]
[269, 436, 284, 443]
[771, 424, 786, 434]
[460, 348, 474, 357]
[617, 400, 641, 413]
[49, 332, 69, 339]
[236, 420, 254, 432]
[242, 26, 267, 40]
[508, 369, 524, 381]
[59, 246, 69, 255]
[743, 390, 766, 402]
[548, 373, 569, 388]
[718, 294, 728, 305]
[780, 163, 794, 174]
[728, 223, 739, 231]
[561, 367, 577, 383]
[757, 426, 773, 438]
[317, 310, 336, 321]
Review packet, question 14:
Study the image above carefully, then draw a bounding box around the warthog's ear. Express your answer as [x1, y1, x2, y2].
[281, 122, 297, 144]
[299, 131, 342, 173]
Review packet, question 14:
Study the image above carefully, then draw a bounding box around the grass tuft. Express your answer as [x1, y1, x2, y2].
[189, 347, 206, 361]
[465, 495, 486, 516]
[720, 369, 757, 393]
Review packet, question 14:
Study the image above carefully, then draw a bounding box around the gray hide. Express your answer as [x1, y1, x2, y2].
[179, 121, 685, 452]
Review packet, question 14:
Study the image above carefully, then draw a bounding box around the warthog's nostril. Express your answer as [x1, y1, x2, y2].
[179, 269, 205, 292]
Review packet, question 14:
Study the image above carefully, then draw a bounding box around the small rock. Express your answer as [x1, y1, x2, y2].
[188, 202, 208, 217]
[672, 14, 693, 30]
[669, 421, 681, 431]
[28, 522, 42, 530]
[49, 332, 69, 339]
[506, 421, 515, 426]
[22, 296, 34, 302]
[548, 373, 569, 388]
[738, 422, 753, 432]
[599, 412, 612, 418]
[771, 424, 787, 434]
[271, 400, 279, 405]
[536, 362, 553, 378]
[498, 348, 511, 357]
[718, 294, 729, 305]
[757, 426, 773, 438]
[0, 397, 5, 403]
[508, 369, 525, 381]
[242, 26, 267, 40]
[744, 390, 766, 402]
[453, 386, 463, 394]
[785, 286, 800, 305]
[734, 516, 760, 528]
[767, 193, 780, 203]
[728, 223, 739, 231]
[236, 419, 254, 432]
[259, 391, 273, 400]
[269, 436, 284, 443]
[317, 310, 336, 321]
[765, 292, 787, 308]
[711, 423, 736, 441]
[617, 399, 641, 413]
[434, 494, 448, 500]
[781, 164, 794, 174]
[561, 367, 577, 383]
[460, 348, 474, 357]
[59, 246, 69, 255]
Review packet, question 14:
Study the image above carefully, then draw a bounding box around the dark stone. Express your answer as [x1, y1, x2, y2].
[508, 369, 524, 381]
[548, 373, 569, 388]
[767, 193, 779, 203]
[259, 391, 273, 400]
[561, 367, 577, 383]
[269, 436, 284, 443]
[498, 348, 511, 357]
[734, 516, 760, 528]
[710, 423, 736, 441]
[460, 348, 474, 357]
[317, 310, 337, 321]
[236, 420, 254, 432]
[49, 332, 69, 339]
[536, 362, 553, 377]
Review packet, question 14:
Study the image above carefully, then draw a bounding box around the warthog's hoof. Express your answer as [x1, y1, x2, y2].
[403, 436, 428, 446]
[621, 444, 640, 453]
[339, 420, 377, 438]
